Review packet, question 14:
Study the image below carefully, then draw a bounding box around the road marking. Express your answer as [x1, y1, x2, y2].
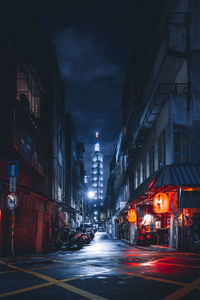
[0, 276, 83, 298]
[30, 264, 66, 271]
[0, 283, 52, 298]
[163, 277, 200, 300]
[50, 259, 72, 265]
[56, 281, 108, 300]
[121, 271, 186, 286]
[0, 260, 108, 300]
[0, 270, 19, 274]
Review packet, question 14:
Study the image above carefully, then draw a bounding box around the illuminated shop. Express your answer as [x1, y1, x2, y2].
[127, 164, 200, 248]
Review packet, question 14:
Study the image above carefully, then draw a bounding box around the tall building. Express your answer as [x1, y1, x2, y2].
[104, 0, 200, 249]
[91, 133, 104, 211]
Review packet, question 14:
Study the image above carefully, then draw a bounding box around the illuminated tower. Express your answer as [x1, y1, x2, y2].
[91, 132, 104, 207]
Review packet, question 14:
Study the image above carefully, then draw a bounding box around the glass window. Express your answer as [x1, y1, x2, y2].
[158, 130, 165, 167]
[17, 65, 40, 118]
[149, 147, 154, 175]
[142, 159, 146, 182]
[173, 125, 189, 163]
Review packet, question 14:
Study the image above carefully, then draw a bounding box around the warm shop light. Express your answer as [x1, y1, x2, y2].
[153, 192, 169, 213]
[127, 208, 137, 223]
[142, 214, 153, 225]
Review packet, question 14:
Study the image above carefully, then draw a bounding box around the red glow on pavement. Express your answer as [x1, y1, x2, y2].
[123, 262, 141, 267]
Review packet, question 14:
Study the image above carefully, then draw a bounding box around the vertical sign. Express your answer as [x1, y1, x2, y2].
[7, 161, 18, 257]
[8, 161, 19, 177]
[9, 177, 16, 192]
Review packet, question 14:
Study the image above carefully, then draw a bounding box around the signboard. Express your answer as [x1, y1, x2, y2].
[120, 201, 126, 209]
[9, 177, 16, 192]
[8, 161, 19, 177]
[7, 193, 18, 209]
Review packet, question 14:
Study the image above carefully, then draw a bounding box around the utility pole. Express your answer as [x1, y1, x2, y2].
[82, 197, 84, 229]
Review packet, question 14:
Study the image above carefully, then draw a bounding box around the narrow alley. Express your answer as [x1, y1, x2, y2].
[1, 232, 200, 299]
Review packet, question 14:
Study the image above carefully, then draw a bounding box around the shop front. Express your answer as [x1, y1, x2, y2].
[128, 164, 200, 249]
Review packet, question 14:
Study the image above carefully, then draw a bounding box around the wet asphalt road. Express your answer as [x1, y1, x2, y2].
[0, 232, 200, 299]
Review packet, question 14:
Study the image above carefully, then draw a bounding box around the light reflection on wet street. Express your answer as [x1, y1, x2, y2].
[1, 232, 200, 299]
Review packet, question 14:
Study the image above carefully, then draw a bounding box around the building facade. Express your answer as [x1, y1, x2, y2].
[105, 0, 200, 249]
[65, 113, 86, 228]
[0, 3, 66, 255]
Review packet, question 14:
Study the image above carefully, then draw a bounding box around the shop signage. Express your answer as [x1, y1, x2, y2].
[120, 201, 126, 209]
[9, 177, 16, 192]
[8, 161, 19, 177]
[7, 193, 18, 210]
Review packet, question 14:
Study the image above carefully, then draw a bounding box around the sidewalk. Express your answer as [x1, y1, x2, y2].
[121, 238, 176, 252]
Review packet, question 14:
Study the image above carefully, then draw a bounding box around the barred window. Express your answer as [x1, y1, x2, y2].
[17, 65, 40, 118]
[149, 147, 154, 175]
[173, 125, 189, 163]
[158, 130, 165, 167]
[142, 159, 146, 182]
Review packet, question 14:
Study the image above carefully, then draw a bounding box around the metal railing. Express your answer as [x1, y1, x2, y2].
[133, 83, 189, 150]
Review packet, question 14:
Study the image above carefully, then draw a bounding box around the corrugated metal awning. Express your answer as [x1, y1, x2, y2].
[154, 163, 200, 188]
[131, 163, 200, 203]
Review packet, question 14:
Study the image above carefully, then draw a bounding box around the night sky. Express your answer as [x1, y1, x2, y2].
[37, 0, 137, 192]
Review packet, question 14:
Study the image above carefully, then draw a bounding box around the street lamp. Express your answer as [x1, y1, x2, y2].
[82, 190, 95, 229]
[88, 190, 95, 199]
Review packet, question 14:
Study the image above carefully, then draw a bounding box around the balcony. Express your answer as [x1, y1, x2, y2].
[133, 83, 188, 150]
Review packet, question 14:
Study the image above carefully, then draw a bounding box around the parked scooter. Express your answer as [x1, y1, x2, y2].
[76, 227, 91, 244]
[55, 226, 83, 250]
[80, 223, 95, 240]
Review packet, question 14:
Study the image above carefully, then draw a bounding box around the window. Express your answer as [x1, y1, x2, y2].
[142, 159, 146, 182]
[140, 163, 143, 184]
[173, 125, 189, 163]
[146, 153, 150, 178]
[17, 65, 40, 118]
[149, 147, 154, 175]
[58, 162, 63, 187]
[94, 143, 100, 152]
[137, 167, 140, 186]
[158, 130, 165, 167]
[135, 170, 138, 189]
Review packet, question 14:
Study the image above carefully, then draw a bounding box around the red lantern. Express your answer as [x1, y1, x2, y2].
[127, 208, 137, 222]
[153, 193, 169, 213]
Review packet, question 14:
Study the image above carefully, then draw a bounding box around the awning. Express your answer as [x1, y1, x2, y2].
[131, 163, 200, 203]
[131, 169, 161, 201]
[180, 191, 200, 208]
[154, 163, 200, 188]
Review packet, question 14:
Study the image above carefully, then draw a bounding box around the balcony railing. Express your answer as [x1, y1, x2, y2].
[133, 83, 189, 150]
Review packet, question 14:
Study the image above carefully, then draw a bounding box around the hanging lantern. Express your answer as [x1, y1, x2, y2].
[127, 208, 137, 222]
[153, 192, 169, 213]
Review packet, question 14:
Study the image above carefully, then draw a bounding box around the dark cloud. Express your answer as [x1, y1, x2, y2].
[56, 27, 123, 84]
[55, 27, 124, 189]
[37, 0, 136, 195]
